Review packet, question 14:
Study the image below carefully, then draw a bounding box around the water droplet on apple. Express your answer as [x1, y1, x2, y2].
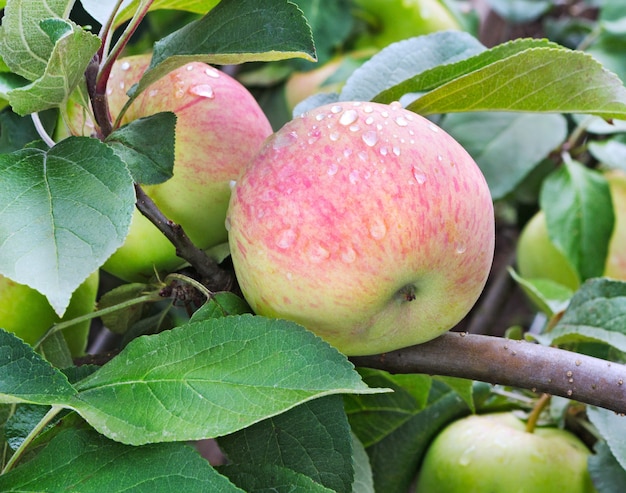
[308, 244, 330, 263]
[458, 446, 475, 466]
[362, 130, 378, 147]
[369, 218, 387, 240]
[380, 147, 388, 156]
[381, 110, 389, 118]
[205, 67, 220, 78]
[106, 88, 113, 95]
[276, 228, 297, 249]
[189, 84, 215, 99]
[412, 166, 426, 184]
[349, 170, 359, 184]
[229, 180, 237, 190]
[363, 105, 373, 113]
[341, 247, 357, 263]
[224, 216, 232, 231]
[329, 131, 340, 142]
[428, 123, 440, 132]
[437, 154, 443, 162]
[315, 113, 326, 121]
[339, 109, 358, 126]
[327, 162, 338, 176]
[148, 89, 158, 97]
[331, 105, 343, 114]
[357, 151, 368, 161]
[120, 61, 131, 71]
[365, 116, 375, 125]
[395, 116, 408, 127]
[390, 101, 402, 109]
[349, 124, 360, 132]
[186, 64, 194, 71]
[119, 81, 125, 90]
[272, 130, 298, 150]
[344, 148, 353, 158]
[455, 243, 467, 254]
[392, 146, 401, 156]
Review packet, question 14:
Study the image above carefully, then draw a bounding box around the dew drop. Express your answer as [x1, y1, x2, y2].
[331, 105, 343, 114]
[392, 146, 401, 156]
[120, 61, 131, 71]
[437, 154, 443, 162]
[315, 113, 326, 121]
[229, 180, 237, 190]
[428, 123, 440, 132]
[308, 244, 330, 263]
[106, 88, 113, 95]
[186, 64, 194, 71]
[358, 151, 368, 161]
[205, 67, 220, 78]
[344, 148, 353, 158]
[362, 130, 378, 147]
[455, 242, 467, 254]
[381, 110, 389, 118]
[365, 116, 375, 125]
[349, 170, 359, 184]
[224, 216, 232, 231]
[390, 101, 402, 110]
[380, 147, 388, 156]
[272, 131, 298, 150]
[276, 229, 297, 249]
[369, 218, 387, 240]
[329, 131, 340, 141]
[119, 81, 125, 90]
[189, 84, 215, 99]
[148, 89, 159, 97]
[395, 116, 408, 127]
[349, 124, 360, 132]
[339, 109, 358, 126]
[341, 247, 357, 263]
[412, 166, 426, 184]
[363, 105, 374, 113]
[327, 162, 339, 176]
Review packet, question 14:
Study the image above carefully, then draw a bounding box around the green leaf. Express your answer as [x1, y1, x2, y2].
[71, 315, 386, 445]
[540, 160, 614, 282]
[130, 0, 316, 104]
[406, 44, 626, 118]
[4, 403, 55, 450]
[588, 406, 626, 472]
[340, 30, 486, 103]
[589, 135, 626, 174]
[0, 109, 58, 154]
[589, 440, 626, 493]
[221, 463, 334, 492]
[441, 112, 567, 199]
[97, 283, 152, 335]
[434, 376, 476, 413]
[509, 267, 573, 316]
[0, 426, 244, 492]
[0, 329, 75, 405]
[6, 20, 100, 115]
[487, 0, 551, 23]
[0, 137, 135, 315]
[189, 292, 252, 322]
[219, 395, 354, 493]
[106, 112, 176, 185]
[351, 432, 374, 493]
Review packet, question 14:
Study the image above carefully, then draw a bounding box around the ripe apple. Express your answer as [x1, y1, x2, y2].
[0, 271, 99, 356]
[415, 412, 596, 493]
[517, 170, 626, 290]
[59, 54, 273, 282]
[352, 0, 461, 50]
[227, 101, 495, 356]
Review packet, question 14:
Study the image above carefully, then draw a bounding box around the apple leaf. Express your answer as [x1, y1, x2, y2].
[128, 0, 316, 104]
[97, 283, 153, 335]
[340, 30, 486, 103]
[346, 372, 477, 493]
[532, 278, 626, 354]
[220, 464, 335, 493]
[588, 406, 626, 473]
[351, 432, 374, 493]
[0, 329, 75, 405]
[189, 292, 252, 322]
[0, 109, 58, 153]
[2, 17, 100, 116]
[508, 268, 573, 316]
[589, 440, 626, 493]
[0, 426, 245, 492]
[0, 137, 135, 315]
[219, 395, 354, 493]
[106, 112, 176, 185]
[441, 112, 567, 199]
[540, 160, 614, 282]
[70, 315, 386, 445]
[589, 136, 626, 174]
[4, 403, 52, 450]
[405, 44, 626, 118]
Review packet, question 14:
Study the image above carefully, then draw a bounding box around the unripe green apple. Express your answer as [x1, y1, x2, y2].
[60, 54, 273, 282]
[227, 101, 495, 355]
[0, 272, 98, 356]
[353, 0, 461, 50]
[415, 412, 596, 493]
[517, 170, 626, 290]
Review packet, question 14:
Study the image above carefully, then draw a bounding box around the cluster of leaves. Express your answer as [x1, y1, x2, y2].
[3, 0, 626, 491]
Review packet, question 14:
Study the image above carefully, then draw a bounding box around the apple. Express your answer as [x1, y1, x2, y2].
[415, 412, 596, 493]
[59, 54, 273, 282]
[0, 271, 99, 356]
[352, 0, 461, 50]
[517, 170, 626, 290]
[226, 101, 495, 356]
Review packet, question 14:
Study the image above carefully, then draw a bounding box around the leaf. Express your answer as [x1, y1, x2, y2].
[70, 315, 386, 445]
[189, 292, 252, 322]
[588, 406, 626, 472]
[221, 463, 334, 493]
[540, 160, 614, 282]
[6, 19, 100, 115]
[589, 136, 626, 174]
[219, 395, 354, 493]
[434, 376, 476, 413]
[0, 426, 244, 492]
[406, 45, 626, 118]
[0, 329, 75, 405]
[350, 432, 374, 493]
[509, 267, 573, 316]
[589, 440, 626, 493]
[340, 30, 486, 103]
[4, 403, 56, 450]
[534, 278, 626, 353]
[0, 108, 58, 154]
[130, 0, 316, 104]
[106, 112, 176, 185]
[0, 137, 135, 315]
[441, 112, 567, 199]
[487, 0, 551, 23]
[97, 283, 152, 335]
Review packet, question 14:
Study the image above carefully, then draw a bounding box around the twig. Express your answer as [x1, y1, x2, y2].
[350, 332, 626, 414]
[134, 184, 233, 291]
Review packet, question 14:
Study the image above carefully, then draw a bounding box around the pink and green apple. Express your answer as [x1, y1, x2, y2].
[517, 170, 626, 290]
[0, 271, 98, 356]
[227, 101, 495, 355]
[58, 54, 273, 282]
[415, 412, 596, 493]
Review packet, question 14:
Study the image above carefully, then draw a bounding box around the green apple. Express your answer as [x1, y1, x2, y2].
[0, 271, 99, 356]
[415, 412, 596, 493]
[517, 170, 626, 290]
[59, 54, 273, 282]
[352, 0, 461, 50]
[227, 101, 495, 356]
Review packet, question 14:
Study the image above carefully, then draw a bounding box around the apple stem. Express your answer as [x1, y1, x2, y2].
[525, 393, 551, 433]
[134, 184, 234, 291]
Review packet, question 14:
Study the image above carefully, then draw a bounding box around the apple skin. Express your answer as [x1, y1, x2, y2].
[517, 170, 626, 290]
[353, 0, 461, 50]
[60, 54, 273, 282]
[0, 272, 99, 356]
[415, 412, 597, 493]
[227, 101, 495, 356]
